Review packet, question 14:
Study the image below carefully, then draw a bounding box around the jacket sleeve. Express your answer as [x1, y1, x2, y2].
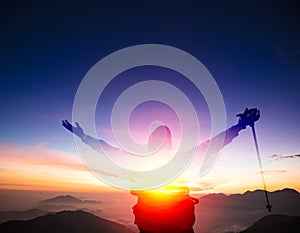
[80, 134, 120, 154]
[199, 123, 246, 151]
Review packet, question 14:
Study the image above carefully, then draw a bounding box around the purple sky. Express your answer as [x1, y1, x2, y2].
[0, 1, 299, 193]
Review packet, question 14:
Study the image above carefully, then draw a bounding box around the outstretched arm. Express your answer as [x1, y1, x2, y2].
[62, 120, 118, 153]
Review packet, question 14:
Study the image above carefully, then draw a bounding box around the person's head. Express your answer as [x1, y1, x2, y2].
[148, 125, 172, 153]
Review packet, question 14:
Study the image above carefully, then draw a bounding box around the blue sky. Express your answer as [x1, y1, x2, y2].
[0, 1, 299, 192]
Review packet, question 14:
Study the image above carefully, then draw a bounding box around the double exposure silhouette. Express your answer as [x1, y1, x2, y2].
[62, 108, 260, 232]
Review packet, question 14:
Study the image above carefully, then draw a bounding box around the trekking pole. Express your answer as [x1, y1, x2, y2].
[250, 123, 272, 212]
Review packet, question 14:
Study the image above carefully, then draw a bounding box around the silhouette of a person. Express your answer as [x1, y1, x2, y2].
[62, 108, 260, 233]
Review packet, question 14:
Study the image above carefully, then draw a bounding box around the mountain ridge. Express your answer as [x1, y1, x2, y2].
[200, 188, 299, 198]
[0, 210, 134, 233]
[241, 214, 300, 233]
[195, 188, 300, 233]
[40, 195, 99, 204]
[0, 208, 46, 224]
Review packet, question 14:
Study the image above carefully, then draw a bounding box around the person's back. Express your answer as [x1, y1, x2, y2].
[131, 186, 198, 233]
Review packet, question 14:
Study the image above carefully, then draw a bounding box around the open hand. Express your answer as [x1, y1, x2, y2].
[62, 120, 84, 138]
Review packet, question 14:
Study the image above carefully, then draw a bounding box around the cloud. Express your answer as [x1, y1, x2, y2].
[0, 144, 108, 190]
[259, 170, 287, 175]
[0, 144, 86, 171]
[270, 154, 300, 160]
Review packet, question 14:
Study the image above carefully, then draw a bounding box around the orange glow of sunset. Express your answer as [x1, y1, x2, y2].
[0, 144, 110, 192]
[1, 142, 299, 194]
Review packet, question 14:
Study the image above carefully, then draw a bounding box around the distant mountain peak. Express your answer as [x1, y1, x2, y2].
[40, 195, 98, 204]
[243, 188, 299, 195]
[42, 195, 78, 201]
[277, 188, 299, 194]
[201, 193, 227, 199]
[242, 189, 267, 195]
